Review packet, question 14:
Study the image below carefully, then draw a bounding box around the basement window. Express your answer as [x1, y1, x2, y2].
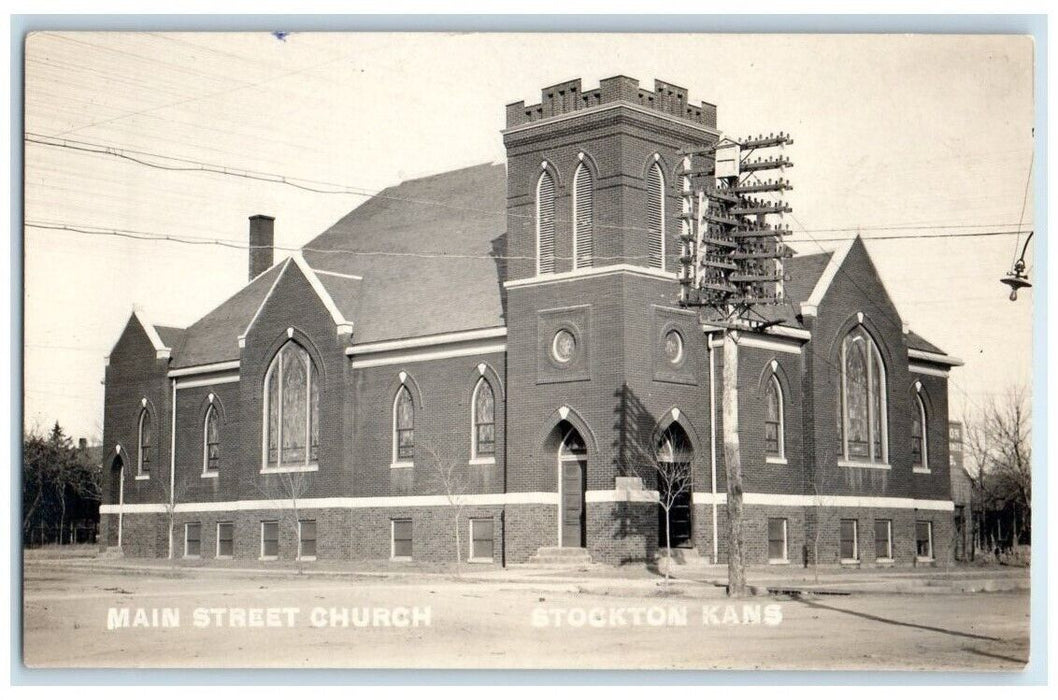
[391, 519, 412, 560]
[184, 522, 201, 558]
[298, 519, 317, 561]
[469, 518, 495, 563]
[216, 522, 234, 558]
[874, 519, 893, 561]
[916, 520, 934, 561]
[767, 518, 788, 563]
[261, 520, 279, 560]
[839, 519, 859, 562]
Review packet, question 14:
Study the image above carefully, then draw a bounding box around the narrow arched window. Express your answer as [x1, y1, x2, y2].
[472, 378, 496, 459]
[573, 163, 593, 269]
[137, 409, 152, 476]
[264, 341, 319, 470]
[912, 393, 928, 470]
[765, 376, 785, 460]
[394, 385, 415, 463]
[536, 170, 556, 274]
[840, 327, 888, 464]
[647, 161, 665, 269]
[203, 405, 220, 474]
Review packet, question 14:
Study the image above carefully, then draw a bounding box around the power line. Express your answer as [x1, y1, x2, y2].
[1011, 150, 1035, 266]
[26, 133, 1035, 240]
[25, 220, 1032, 263]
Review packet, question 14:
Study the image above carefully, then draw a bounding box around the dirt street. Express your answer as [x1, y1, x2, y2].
[21, 560, 1030, 670]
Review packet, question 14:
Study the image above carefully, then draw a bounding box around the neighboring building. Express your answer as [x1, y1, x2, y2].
[99, 76, 963, 566]
[949, 421, 973, 560]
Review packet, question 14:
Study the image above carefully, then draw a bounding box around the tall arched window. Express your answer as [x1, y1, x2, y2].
[137, 409, 152, 476]
[393, 385, 415, 464]
[840, 327, 888, 464]
[765, 375, 785, 460]
[264, 341, 319, 470]
[472, 378, 496, 460]
[536, 170, 556, 275]
[912, 392, 928, 471]
[647, 161, 665, 269]
[203, 404, 220, 474]
[573, 162, 593, 269]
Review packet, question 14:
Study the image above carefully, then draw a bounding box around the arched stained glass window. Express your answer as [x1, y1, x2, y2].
[394, 385, 415, 462]
[536, 170, 556, 274]
[137, 409, 152, 476]
[647, 162, 665, 269]
[765, 376, 784, 459]
[840, 327, 888, 464]
[264, 341, 319, 470]
[573, 163, 593, 269]
[204, 405, 220, 473]
[912, 393, 928, 470]
[473, 378, 496, 458]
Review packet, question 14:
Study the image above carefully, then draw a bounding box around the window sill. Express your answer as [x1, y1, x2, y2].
[768, 558, 790, 565]
[200, 471, 219, 479]
[134, 474, 150, 481]
[259, 555, 278, 561]
[260, 464, 318, 474]
[216, 555, 233, 560]
[183, 555, 200, 560]
[469, 457, 496, 466]
[916, 556, 935, 564]
[390, 556, 412, 562]
[912, 467, 932, 474]
[390, 461, 414, 469]
[297, 556, 317, 562]
[468, 557, 494, 564]
[765, 456, 788, 465]
[876, 557, 895, 564]
[840, 558, 861, 566]
[837, 459, 891, 470]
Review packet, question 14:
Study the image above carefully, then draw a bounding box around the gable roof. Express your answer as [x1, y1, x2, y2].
[301, 162, 508, 344]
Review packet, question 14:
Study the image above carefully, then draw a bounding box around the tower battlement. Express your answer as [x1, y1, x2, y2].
[505, 75, 717, 129]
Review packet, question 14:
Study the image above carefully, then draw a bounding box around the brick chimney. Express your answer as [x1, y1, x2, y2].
[249, 215, 275, 281]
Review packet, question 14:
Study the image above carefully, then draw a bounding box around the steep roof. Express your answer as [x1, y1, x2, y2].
[905, 329, 946, 355]
[301, 162, 508, 344]
[153, 325, 185, 352]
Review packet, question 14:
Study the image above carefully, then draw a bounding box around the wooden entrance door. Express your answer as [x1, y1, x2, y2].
[560, 458, 586, 547]
[559, 428, 587, 548]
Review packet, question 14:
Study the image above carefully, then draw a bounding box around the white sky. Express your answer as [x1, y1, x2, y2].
[22, 32, 1035, 441]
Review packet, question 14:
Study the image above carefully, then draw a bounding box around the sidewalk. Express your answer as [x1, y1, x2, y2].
[24, 550, 1029, 596]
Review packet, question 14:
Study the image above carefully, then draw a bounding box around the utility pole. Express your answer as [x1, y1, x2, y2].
[678, 133, 793, 597]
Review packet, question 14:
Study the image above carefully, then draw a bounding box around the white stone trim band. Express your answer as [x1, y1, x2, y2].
[691, 492, 954, 511]
[100, 492, 560, 514]
[102, 492, 953, 514]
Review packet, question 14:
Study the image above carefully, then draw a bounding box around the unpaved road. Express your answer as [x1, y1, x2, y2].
[21, 562, 1030, 670]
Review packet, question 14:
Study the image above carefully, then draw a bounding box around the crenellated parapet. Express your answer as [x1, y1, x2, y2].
[506, 76, 717, 129]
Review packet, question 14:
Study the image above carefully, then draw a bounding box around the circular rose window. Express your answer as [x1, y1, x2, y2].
[664, 330, 684, 365]
[551, 329, 577, 364]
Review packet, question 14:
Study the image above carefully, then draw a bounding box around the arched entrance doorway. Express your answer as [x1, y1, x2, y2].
[557, 424, 587, 548]
[107, 453, 125, 548]
[657, 423, 693, 548]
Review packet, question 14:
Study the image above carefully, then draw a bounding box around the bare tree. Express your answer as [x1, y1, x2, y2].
[807, 446, 840, 584]
[420, 445, 468, 577]
[157, 473, 193, 563]
[250, 470, 314, 573]
[965, 386, 1032, 551]
[623, 428, 693, 583]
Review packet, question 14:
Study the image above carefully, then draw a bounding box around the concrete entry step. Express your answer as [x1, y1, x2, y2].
[528, 547, 594, 567]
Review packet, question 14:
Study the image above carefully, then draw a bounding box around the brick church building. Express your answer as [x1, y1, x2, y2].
[100, 76, 962, 567]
